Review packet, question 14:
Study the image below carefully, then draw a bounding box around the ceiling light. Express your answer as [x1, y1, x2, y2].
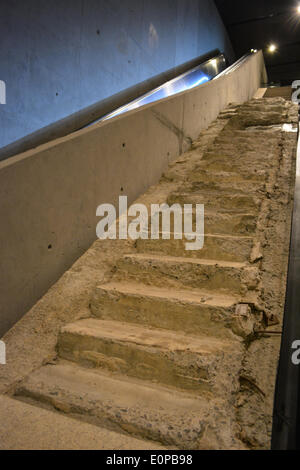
[268, 44, 277, 53]
[297, 5, 300, 14]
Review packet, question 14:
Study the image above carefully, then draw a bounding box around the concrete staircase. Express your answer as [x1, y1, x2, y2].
[12, 97, 297, 449]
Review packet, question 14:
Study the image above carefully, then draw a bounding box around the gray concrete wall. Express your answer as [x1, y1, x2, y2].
[0, 51, 266, 337]
[0, 0, 234, 150]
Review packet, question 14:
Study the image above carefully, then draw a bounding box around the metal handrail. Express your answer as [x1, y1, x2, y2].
[213, 52, 253, 80]
[88, 53, 227, 125]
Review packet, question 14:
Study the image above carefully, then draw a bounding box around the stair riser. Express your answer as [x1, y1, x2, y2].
[136, 236, 253, 262]
[191, 166, 266, 183]
[115, 257, 260, 295]
[167, 193, 261, 212]
[58, 331, 217, 393]
[201, 151, 273, 167]
[186, 180, 264, 194]
[90, 287, 236, 339]
[200, 166, 267, 181]
[148, 212, 257, 235]
[186, 167, 265, 191]
[195, 157, 270, 174]
[205, 213, 257, 235]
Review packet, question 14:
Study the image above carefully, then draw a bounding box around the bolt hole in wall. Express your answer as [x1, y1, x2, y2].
[48, 244, 52, 250]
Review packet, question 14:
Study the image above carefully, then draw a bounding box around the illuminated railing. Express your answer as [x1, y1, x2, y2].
[89, 54, 227, 124]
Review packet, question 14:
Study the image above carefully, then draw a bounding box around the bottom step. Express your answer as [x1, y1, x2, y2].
[16, 363, 213, 449]
[0, 395, 165, 450]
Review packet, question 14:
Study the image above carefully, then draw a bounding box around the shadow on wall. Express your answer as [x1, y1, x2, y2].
[0, 49, 222, 162]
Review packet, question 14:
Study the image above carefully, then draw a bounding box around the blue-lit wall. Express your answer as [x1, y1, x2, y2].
[0, 0, 234, 150]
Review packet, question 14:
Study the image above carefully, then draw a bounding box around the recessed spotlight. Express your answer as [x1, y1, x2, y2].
[297, 5, 300, 14]
[268, 44, 277, 53]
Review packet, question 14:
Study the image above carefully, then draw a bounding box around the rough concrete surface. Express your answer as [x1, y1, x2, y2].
[0, 395, 165, 450]
[0, 97, 297, 450]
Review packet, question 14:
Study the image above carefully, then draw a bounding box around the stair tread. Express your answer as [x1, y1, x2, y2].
[16, 362, 213, 448]
[61, 318, 235, 353]
[145, 230, 254, 240]
[201, 233, 253, 240]
[170, 190, 261, 197]
[1, 395, 165, 450]
[152, 206, 258, 217]
[204, 209, 256, 216]
[19, 362, 209, 411]
[95, 281, 239, 306]
[122, 253, 252, 269]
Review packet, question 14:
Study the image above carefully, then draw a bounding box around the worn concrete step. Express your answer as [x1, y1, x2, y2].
[205, 211, 257, 235]
[185, 171, 265, 194]
[58, 318, 242, 392]
[213, 132, 279, 148]
[231, 109, 288, 127]
[167, 191, 261, 213]
[147, 207, 257, 235]
[217, 119, 282, 133]
[202, 162, 271, 180]
[192, 158, 270, 180]
[15, 362, 213, 449]
[91, 282, 241, 339]
[195, 155, 272, 175]
[0, 395, 166, 450]
[202, 149, 275, 165]
[136, 233, 254, 263]
[114, 253, 260, 295]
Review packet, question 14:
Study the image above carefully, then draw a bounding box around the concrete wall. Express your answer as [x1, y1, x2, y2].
[0, 0, 234, 151]
[0, 51, 266, 336]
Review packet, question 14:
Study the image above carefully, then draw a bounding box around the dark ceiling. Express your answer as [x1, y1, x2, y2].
[215, 0, 300, 85]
